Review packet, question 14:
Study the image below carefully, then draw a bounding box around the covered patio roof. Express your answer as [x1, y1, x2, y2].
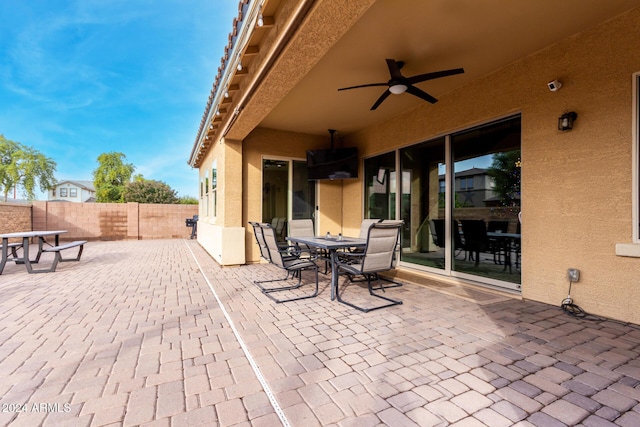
[190, 0, 640, 166]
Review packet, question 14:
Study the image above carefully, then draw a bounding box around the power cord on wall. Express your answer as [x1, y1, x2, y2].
[559, 280, 640, 330]
[560, 278, 588, 318]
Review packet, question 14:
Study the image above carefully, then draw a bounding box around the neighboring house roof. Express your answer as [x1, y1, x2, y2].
[55, 180, 95, 191]
[454, 168, 489, 178]
[439, 168, 489, 180]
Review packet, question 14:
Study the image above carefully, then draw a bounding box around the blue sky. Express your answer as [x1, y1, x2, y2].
[0, 0, 238, 199]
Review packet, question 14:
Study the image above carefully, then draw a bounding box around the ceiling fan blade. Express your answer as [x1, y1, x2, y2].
[386, 59, 404, 80]
[407, 68, 464, 85]
[406, 85, 438, 104]
[371, 90, 391, 110]
[338, 82, 388, 91]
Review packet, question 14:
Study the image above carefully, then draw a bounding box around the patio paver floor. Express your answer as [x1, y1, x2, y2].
[1, 239, 639, 426]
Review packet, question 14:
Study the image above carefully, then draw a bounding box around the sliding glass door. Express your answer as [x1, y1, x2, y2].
[451, 117, 521, 289]
[364, 151, 396, 220]
[364, 115, 521, 291]
[262, 158, 316, 240]
[398, 137, 446, 270]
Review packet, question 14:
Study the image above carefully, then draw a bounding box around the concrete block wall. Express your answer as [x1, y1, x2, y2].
[0, 203, 32, 238]
[139, 203, 199, 239]
[31, 201, 198, 241]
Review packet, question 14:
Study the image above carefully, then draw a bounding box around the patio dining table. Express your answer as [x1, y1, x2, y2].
[0, 230, 68, 275]
[287, 235, 366, 300]
[487, 231, 521, 272]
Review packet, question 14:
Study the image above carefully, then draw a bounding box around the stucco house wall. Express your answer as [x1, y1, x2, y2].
[196, 135, 246, 265]
[191, 1, 640, 324]
[233, 6, 640, 323]
[337, 7, 640, 323]
[242, 127, 327, 262]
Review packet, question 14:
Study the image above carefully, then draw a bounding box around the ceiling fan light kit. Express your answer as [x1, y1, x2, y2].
[389, 84, 408, 94]
[338, 58, 464, 110]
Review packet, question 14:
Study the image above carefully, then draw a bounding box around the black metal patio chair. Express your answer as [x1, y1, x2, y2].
[459, 219, 490, 266]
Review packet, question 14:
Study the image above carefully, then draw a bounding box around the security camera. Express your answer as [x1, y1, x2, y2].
[547, 79, 562, 92]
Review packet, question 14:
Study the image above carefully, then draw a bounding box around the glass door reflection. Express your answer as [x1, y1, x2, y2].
[399, 137, 446, 270]
[451, 116, 521, 288]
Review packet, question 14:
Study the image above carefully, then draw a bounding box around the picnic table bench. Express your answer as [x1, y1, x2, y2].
[38, 240, 87, 273]
[0, 242, 23, 258]
[0, 230, 87, 274]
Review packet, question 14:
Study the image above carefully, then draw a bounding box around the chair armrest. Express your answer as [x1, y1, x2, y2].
[278, 244, 315, 258]
[336, 252, 365, 265]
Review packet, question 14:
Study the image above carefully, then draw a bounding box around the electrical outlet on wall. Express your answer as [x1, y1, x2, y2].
[568, 268, 580, 282]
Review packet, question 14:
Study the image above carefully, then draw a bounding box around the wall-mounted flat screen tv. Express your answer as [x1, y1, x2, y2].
[306, 147, 359, 180]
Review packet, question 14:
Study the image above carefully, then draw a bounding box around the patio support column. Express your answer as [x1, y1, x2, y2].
[222, 138, 243, 228]
[197, 137, 245, 266]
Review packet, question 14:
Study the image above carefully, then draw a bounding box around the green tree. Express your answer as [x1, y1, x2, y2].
[487, 150, 521, 207]
[178, 195, 198, 205]
[123, 179, 179, 204]
[93, 152, 135, 203]
[0, 135, 57, 202]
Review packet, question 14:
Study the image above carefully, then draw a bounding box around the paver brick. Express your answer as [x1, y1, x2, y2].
[3, 240, 640, 427]
[541, 399, 590, 425]
[427, 400, 468, 423]
[124, 386, 157, 426]
[377, 407, 421, 427]
[451, 390, 493, 415]
[591, 389, 637, 412]
[490, 401, 528, 422]
[473, 407, 515, 427]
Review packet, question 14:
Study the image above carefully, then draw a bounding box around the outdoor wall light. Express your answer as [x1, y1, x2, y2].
[257, 13, 264, 27]
[237, 61, 242, 71]
[558, 111, 577, 131]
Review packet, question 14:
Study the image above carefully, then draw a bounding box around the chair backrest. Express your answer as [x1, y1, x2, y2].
[250, 222, 270, 261]
[358, 218, 381, 239]
[460, 219, 489, 250]
[429, 218, 444, 248]
[288, 219, 315, 237]
[261, 224, 286, 268]
[360, 221, 402, 273]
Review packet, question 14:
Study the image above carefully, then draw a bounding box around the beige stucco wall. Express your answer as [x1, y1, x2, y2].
[243, 128, 327, 262]
[203, 4, 640, 322]
[197, 138, 246, 265]
[341, 7, 640, 323]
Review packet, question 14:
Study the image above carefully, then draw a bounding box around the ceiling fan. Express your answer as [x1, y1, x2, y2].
[337, 59, 464, 110]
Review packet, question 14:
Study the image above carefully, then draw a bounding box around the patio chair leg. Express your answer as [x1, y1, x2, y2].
[262, 266, 319, 303]
[370, 274, 403, 291]
[336, 275, 403, 313]
[255, 270, 305, 292]
[347, 273, 402, 292]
